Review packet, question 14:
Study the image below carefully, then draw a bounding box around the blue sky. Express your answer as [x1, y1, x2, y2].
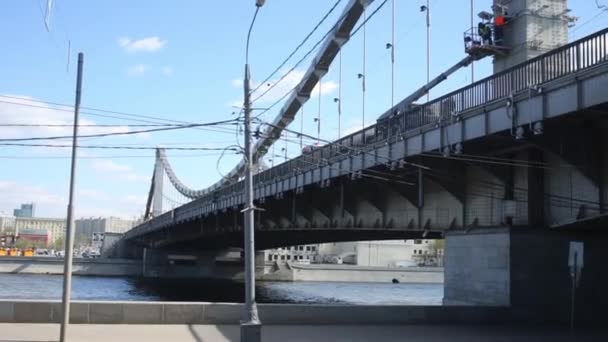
[0, 0, 606, 219]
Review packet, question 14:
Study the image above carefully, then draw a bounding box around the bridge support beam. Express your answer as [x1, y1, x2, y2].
[444, 226, 608, 326]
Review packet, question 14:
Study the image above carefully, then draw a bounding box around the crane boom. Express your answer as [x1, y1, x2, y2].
[378, 55, 478, 120]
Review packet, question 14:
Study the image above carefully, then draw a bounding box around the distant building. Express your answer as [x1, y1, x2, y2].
[17, 228, 51, 246]
[264, 245, 318, 264]
[13, 203, 35, 218]
[76, 217, 136, 240]
[0, 215, 16, 233]
[265, 239, 443, 267]
[15, 217, 65, 244]
[354, 240, 436, 267]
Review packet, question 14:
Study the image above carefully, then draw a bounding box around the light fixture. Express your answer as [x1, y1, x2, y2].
[357, 73, 364, 79]
[515, 126, 525, 140]
[533, 121, 543, 135]
[386, 43, 393, 49]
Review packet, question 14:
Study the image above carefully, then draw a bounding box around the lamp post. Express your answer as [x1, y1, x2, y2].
[358, 73, 365, 128]
[59, 52, 84, 342]
[421, 1, 430, 102]
[314, 117, 320, 144]
[242, 1, 265, 341]
[333, 97, 341, 139]
[386, 43, 394, 107]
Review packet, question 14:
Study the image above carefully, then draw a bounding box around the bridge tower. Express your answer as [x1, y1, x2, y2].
[493, 0, 571, 73]
[151, 150, 164, 217]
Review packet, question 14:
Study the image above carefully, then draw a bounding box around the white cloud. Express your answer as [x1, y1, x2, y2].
[161, 66, 174, 77]
[120, 194, 147, 207]
[91, 160, 132, 173]
[0, 94, 131, 148]
[78, 189, 108, 201]
[0, 181, 65, 217]
[127, 64, 147, 76]
[230, 69, 338, 106]
[118, 36, 167, 53]
[91, 160, 149, 183]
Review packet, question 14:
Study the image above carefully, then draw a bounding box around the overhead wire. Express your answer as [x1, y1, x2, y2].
[252, 0, 390, 121]
[0, 96, 240, 135]
[0, 142, 242, 151]
[250, 0, 344, 95]
[253, 117, 430, 170]
[0, 120, 241, 143]
[0, 153, 235, 160]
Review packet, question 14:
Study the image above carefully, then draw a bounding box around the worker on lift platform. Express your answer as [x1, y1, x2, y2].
[494, 12, 509, 46]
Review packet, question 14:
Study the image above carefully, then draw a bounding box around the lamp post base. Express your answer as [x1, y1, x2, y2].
[240, 321, 261, 342]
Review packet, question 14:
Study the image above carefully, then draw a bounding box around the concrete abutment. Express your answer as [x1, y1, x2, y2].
[444, 226, 608, 326]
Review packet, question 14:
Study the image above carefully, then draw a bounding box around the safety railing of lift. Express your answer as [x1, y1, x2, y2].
[132, 28, 608, 234]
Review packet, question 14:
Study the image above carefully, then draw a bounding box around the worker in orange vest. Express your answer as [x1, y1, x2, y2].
[494, 14, 508, 46]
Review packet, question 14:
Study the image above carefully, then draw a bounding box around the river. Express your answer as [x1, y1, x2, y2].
[0, 274, 443, 305]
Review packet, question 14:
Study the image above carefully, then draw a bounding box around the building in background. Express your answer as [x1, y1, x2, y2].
[265, 239, 443, 267]
[14, 217, 65, 244]
[76, 217, 136, 240]
[13, 203, 35, 218]
[16, 228, 51, 247]
[265, 245, 318, 264]
[354, 240, 438, 267]
[0, 215, 16, 233]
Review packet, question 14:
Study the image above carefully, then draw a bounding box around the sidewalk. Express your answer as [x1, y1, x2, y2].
[1, 324, 607, 342]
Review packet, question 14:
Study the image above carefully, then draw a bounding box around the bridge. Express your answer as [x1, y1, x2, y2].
[126, 26, 608, 247]
[114, 1, 608, 326]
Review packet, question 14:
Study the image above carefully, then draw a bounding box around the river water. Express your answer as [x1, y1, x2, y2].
[0, 274, 443, 305]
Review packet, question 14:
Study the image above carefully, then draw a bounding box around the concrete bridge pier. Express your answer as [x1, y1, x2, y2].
[443, 226, 608, 326]
[142, 248, 267, 280]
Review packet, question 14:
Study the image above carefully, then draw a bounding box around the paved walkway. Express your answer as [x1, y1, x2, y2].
[0, 324, 606, 342]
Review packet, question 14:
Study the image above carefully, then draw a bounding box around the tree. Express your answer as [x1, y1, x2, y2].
[53, 236, 65, 251]
[74, 233, 89, 248]
[14, 238, 29, 249]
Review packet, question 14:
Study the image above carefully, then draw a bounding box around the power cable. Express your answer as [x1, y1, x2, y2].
[0, 142, 242, 151]
[250, 0, 344, 95]
[253, 117, 429, 170]
[252, 0, 389, 120]
[0, 95, 211, 127]
[0, 153, 232, 160]
[0, 123, 182, 127]
[0, 120, 240, 143]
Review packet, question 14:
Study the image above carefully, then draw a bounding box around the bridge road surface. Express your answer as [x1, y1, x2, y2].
[1, 324, 607, 341]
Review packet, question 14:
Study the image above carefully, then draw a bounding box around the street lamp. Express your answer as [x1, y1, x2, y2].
[385, 43, 394, 107]
[421, 2, 430, 102]
[333, 97, 341, 139]
[314, 117, 320, 143]
[358, 73, 365, 128]
[242, 1, 264, 341]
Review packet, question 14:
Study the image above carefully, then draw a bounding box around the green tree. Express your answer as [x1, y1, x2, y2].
[53, 236, 65, 251]
[74, 233, 89, 248]
[14, 238, 32, 249]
